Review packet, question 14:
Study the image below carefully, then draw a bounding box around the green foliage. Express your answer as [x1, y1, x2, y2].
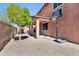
[7, 4, 32, 27]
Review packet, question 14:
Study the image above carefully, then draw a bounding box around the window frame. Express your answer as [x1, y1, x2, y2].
[43, 23, 48, 30]
[53, 3, 63, 17]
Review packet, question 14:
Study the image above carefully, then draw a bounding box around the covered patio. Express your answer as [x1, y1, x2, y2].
[30, 15, 52, 38]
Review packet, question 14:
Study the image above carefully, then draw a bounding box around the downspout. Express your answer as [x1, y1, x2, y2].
[52, 4, 64, 39]
[54, 17, 60, 39]
[54, 17, 58, 39]
[52, 4, 66, 43]
[53, 15, 66, 43]
[52, 16, 59, 39]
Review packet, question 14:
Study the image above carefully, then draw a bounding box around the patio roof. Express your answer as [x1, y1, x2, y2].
[32, 15, 51, 19]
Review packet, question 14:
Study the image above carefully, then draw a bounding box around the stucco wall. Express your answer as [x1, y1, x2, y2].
[40, 20, 56, 37]
[40, 21, 49, 36]
[0, 22, 16, 51]
[57, 3, 79, 44]
[48, 21, 56, 37]
[37, 3, 52, 17]
[37, 3, 54, 36]
[40, 3, 79, 44]
[32, 3, 79, 44]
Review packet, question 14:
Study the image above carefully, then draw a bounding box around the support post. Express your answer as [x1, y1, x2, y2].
[36, 19, 40, 38]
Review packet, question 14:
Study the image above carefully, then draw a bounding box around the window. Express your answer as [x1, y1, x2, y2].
[58, 3, 63, 6]
[53, 3, 63, 17]
[53, 3, 58, 9]
[53, 3, 62, 9]
[43, 23, 48, 30]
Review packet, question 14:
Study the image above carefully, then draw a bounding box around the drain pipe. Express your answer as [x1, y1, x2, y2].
[55, 17, 59, 39]
[53, 17, 66, 43]
[53, 17, 59, 39]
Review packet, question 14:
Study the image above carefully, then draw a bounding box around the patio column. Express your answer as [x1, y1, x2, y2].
[36, 19, 40, 38]
[31, 24, 33, 33]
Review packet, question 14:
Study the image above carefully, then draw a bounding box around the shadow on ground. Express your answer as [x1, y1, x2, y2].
[27, 31, 36, 38]
[14, 36, 29, 40]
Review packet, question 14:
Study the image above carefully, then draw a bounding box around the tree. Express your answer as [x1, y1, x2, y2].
[7, 4, 32, 34]
[20, 8, 32, 27]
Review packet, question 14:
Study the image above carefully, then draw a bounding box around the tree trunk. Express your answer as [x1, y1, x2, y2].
[19, 27, 21, 40]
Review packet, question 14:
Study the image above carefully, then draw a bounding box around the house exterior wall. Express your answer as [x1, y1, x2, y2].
[57, 3, 79, 44]
[48, 21, 56, 37]
[40, 20, 56, 37]
[38, 3, 79, 44]
[38, 3, 56, 38]
[37, 3, 53, 17]
[32, 3, 79, 44]
[40, 21, 49, 36]
[32, 3, 54, 37]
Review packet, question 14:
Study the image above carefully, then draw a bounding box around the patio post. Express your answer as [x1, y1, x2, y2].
[36, 19, 40, 38]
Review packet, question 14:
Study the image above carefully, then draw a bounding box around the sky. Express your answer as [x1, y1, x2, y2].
[0, 3, 44, 16]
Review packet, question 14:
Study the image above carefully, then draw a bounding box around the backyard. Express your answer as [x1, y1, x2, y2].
[0, 3, 79, 56]
[0, 30, 79, 56]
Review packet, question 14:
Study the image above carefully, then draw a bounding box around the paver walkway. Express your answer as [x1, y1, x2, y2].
[0, 34, 79, 56]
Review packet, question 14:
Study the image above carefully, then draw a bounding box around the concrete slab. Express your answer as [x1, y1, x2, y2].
[0, 35, 79, 56]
